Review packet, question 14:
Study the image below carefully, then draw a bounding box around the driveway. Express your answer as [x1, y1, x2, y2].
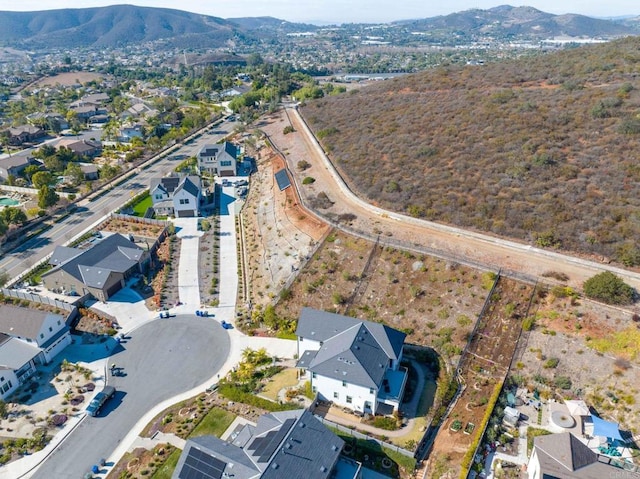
[89, 287, 156, 331]
[173, 217, 204, 311]
[29, 315, 230, 479]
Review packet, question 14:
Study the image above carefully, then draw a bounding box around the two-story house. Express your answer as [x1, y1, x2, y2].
[197, 142, 238, 177]
[0, 305, 72, 400]
[296, 308, 408, 416]
[150, 175, 201, 218]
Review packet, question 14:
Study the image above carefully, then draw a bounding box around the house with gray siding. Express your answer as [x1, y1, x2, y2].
[42, 233, 147, 301]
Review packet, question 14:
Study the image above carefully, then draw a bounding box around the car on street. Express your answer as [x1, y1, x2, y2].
[86, 386, 116, 417]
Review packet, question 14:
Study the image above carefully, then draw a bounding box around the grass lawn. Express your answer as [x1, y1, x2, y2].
[132, 193, 153, 216]
[151, 448, 182, 479]
[261, 368, 300, 401]
[188, 407, 236, 439]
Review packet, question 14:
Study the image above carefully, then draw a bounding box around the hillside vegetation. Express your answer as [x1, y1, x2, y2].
[301, 37, 640, 266]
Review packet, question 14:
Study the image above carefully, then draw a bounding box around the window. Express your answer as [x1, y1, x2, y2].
[57, 320, 61, 325]
[369, 388, 374, 395]
[312, 372, 317, 379]
[333, 392, 338, 399]
[0, 376, 3, 382]
[346, 396, 352, 404]
[155, 195, 162, 200]
[40, 334, 44, 339]
[49, 327, 53, 332]
[179, 198, 190, 205]
[312, 386, 317, 393]
[299, 337, 303, 341]
[342, 380, 347, 387]
[220, 160, 232, 167]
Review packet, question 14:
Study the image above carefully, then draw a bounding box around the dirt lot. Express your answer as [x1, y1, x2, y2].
[239, 127, 329, 308]
[269, 229, 487, 353]
[427, 277, 535, 478]
[31, 72, 109, 88]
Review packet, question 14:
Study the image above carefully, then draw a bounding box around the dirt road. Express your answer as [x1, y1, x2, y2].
[263, 106, 640, 294]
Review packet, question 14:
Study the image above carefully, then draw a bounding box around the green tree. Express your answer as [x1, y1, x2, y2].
[583, 271, 634, 305]
[0, 207, 27, 225]
[32, 171, 54, 189]
[38, 185, 59, 209]
[64, 162, 85, 186]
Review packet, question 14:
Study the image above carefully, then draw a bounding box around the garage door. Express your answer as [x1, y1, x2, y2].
[105, 281, 122, 298]
[178, 210, 195, 217]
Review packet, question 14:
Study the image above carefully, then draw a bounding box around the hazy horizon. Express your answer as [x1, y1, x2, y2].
[1, 1, 638, 25]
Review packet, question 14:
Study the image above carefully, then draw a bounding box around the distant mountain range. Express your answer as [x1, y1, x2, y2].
[0, 4, 637, 50]
[395, 5, 637, 39]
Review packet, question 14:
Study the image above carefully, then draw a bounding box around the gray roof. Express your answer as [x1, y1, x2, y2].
[173, 409, 342, 479]
[0, 305, 57, 340]
[0, 151, 33, 169]
[176, 176, 200, 198]
[47, 233, 144, 288]
[310, 324, 391, 388]
[0, 337, 41, 369]
[533, 432, 640, 479]
[199, 141, 238, 160]
[296, 308, 405, 360]
[152, 176, 180, 194]
[296, 308, 405, 388]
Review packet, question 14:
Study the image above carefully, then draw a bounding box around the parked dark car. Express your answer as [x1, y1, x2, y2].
[86, 386, 116, 417]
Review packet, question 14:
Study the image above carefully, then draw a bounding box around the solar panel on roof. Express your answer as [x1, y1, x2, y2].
[274, 169, 291, 191]
[258, 418, 296, 462]
[178, 447, 226, 479]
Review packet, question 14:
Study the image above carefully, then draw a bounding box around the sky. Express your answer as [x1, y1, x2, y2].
[2, 1, 639, 24]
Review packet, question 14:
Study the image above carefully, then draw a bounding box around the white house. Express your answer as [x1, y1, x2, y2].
[197, 142, 238, 177]
[296, 308, 407, 415]
[0, 305, 72, 400]
[150, 175, 201, 217]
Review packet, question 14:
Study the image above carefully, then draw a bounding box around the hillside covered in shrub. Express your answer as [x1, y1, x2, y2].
[301, 37, 640, 266]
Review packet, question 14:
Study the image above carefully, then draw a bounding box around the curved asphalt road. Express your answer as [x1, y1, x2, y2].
[32, 315, 229, 479]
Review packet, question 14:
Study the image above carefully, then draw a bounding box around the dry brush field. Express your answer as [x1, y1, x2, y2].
[301, 36, 640, 267]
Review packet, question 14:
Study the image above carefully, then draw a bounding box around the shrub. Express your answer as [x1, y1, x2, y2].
[302, 176, 316, 185]
[283, 125, 295, 134]
[554, 376, 572, 390]
[522, 316, 536, 331]
[543, 358, 559, 369]
[583, 272, 634, 305]
[297, 160, 311, 170]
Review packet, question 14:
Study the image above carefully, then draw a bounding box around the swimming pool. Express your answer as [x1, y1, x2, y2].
[0, 197, 20, 206]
